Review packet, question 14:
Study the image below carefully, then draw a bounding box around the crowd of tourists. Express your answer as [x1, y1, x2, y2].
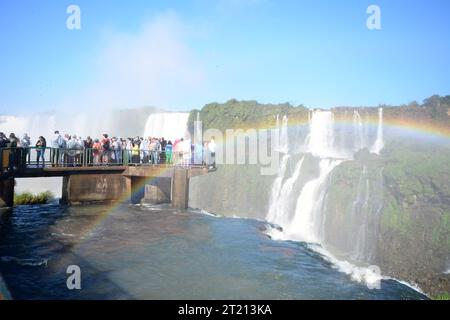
[0, 131, 216, 171]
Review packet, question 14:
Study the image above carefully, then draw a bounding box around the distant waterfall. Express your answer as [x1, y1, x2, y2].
[193, 112, 202, 144]
[307, 111, 336, 158]
[143, 112, 189, 142]
[279, 115, 289, 154]
[370, 108, 384, 155]
[353, 111, 365, 151]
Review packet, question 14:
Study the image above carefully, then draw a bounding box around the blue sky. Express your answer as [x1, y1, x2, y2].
[0, 0, 449, 115]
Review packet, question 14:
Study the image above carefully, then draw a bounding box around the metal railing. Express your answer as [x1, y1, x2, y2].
[1, 147, 210, 172]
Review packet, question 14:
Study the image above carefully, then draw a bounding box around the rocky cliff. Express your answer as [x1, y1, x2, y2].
[188, 96, 450, 297]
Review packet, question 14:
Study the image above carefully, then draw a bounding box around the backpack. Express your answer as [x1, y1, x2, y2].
[0, 138, 7, 148]
[102, 139, 110, 151]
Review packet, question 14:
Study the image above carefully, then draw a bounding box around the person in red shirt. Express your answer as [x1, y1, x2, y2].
[101, 134, 111, 164]
[92, 139, 102, 164]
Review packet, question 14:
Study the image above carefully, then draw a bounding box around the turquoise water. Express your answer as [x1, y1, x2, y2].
[0, 204, 426, 300]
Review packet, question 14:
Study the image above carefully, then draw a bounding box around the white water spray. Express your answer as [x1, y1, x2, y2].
[307, 111, 336, 158]
[265, 109, 390, 288]
[371, 108, 384, 155]
[291, 159, 342, 242]
[353, 111, 365, 151]
[143, 112, 189, 142]
[267, 156, 305, 225]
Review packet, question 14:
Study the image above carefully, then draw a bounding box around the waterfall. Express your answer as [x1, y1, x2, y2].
[267, 154, 291, 222]
[348, 166, 383, 262]
[194, 112, 202, 144]
[279, 115, 289, 154]
[286, 158, 342, 243]
[370, 108, 384, 155]
[265, 109, 389, 286]
[267, 156, 305, 225]
[267, 115, 291, 222]
[353, 111, 365, 151]
[307, 110, 336, 158]
[267, 110, 344, 241]
[143, 112, 189, 142]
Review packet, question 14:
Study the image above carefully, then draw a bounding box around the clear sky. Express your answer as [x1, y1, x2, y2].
[1, 0, 449, 115]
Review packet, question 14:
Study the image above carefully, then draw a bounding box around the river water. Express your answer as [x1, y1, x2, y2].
[0, 203, 426, 300]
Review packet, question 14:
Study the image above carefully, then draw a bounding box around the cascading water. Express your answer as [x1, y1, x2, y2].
[286, 158, 342, 243]
[306, 110, 336, 158]
[279, 115, 289, 154]
[348, 165, 384, 262]
[267, 115, 291, 223]
[268, 110, 345, 240]
[143, 112, 189, 142]
[353, 111, 365, 151]
[266, 109, 386, 286]
[370, 108, 384, 155]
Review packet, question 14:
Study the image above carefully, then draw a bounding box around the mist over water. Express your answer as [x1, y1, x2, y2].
[143, 112, 190, 142]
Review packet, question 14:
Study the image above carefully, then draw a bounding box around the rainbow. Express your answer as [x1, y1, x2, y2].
[58, 111, 450, 249]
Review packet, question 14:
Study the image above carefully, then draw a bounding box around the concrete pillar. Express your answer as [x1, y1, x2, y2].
[171, 168, 189, 209]
[60, 176, 69, 205]
[0, 178, 14, 208]
[61, 174, 130, 205]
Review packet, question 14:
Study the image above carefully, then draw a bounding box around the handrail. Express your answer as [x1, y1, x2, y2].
[0, 147, 208, 172]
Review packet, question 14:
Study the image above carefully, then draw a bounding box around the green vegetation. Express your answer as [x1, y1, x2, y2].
[188, 95, 450, 136]
[188, 99, 309, 134]
[14, 191, 54, 206]
[432, 293, 450, 300]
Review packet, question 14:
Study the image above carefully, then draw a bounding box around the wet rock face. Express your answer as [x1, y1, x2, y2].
[189, 163, 275, 219]
[188, 98, 450, 296]
[323, 142, 450, 296]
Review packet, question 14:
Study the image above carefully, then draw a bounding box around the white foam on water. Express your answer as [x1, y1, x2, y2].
[265, 224, 425, 294]
[265, 225, 383, 287]
[307, 243, 384, 287]
[199, 209, 218, 217]
[1, 256, 48, 267]
[51, 232, 76, 238]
